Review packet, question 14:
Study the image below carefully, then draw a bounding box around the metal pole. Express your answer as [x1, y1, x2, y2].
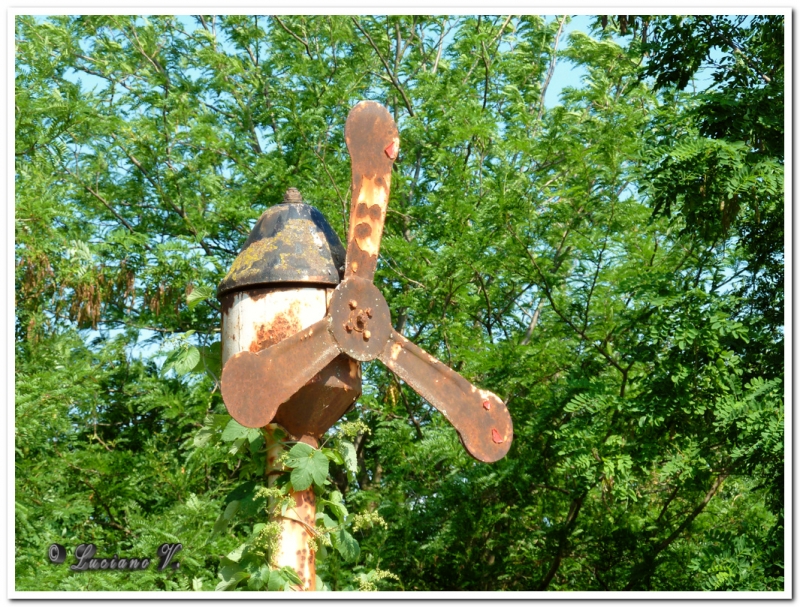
[265, 426, 317, 590]
[221, 286, 331, 591]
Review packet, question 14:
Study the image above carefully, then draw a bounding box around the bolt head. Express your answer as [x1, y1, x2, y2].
[349, 299, 358, 309]
[363, 330, 371, 340]
[482, 400, 491, 411]
[366, 308, 373, 318]
[281, 187, 303, 204]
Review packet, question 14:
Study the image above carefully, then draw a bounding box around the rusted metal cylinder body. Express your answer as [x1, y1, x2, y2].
[220, 287, 327, 366]
[219, 287, 361, 441]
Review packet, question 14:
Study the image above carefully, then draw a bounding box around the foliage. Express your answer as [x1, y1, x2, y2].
[206, 432, 385, 591]
[15, 14, 783, 592]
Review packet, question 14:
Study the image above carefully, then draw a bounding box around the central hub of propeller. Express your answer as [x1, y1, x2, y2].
[329, 277, 392, 361]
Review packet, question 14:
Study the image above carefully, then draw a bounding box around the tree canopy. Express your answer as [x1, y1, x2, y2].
[15, 14, 784, 592]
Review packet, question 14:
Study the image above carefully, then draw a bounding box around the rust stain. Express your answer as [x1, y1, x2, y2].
[248, 303, 302, 353]
[220, 293, 235, 316]
[246, 289, 269, 302]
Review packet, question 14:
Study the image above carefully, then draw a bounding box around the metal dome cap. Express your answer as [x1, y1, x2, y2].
[217, 188, 346, 297]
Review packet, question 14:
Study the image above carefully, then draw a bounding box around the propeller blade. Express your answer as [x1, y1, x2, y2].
[221, 317, 341, 428]
[343, 101, 399, 282]
[378, 330, 513, 463]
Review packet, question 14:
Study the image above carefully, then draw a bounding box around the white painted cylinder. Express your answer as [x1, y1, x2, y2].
[220, 286, 331, 366]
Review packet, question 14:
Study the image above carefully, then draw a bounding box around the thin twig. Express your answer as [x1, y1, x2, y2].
[462, 15, 514, 85]
[520, 300, 544, 345]
[273, 16, 313, 60]
[351, 17, 415, 117]
[535, 16, 567, 125]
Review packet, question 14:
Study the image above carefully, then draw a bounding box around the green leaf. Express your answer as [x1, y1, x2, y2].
[216, 558, 250, 591]
[285, 442, 313, 462]
[267, 569, 287, 591]
[286, 443, 329, 491]
[208, 512, 229, 541]
[331, 527, 360, 562]
[338, 440, 358, 474]
[280, 565, 303, 586]
[320, 490, 349, 523]
[172, 346, 200, 375]
[321, 447, 344, 465]
[192, 341, 222, 377]
[315, 574, 330, 591]
[226, 543, 247, 563]
[186, 285, 214, 310]
[223, 500, 239, 521]
[222, 419, 261, 443]
[290, 466, 313, 492]
[320, 512, 338, 529]
[247, 565, 271, 590]
[193, 413, 231, 448]
[320, 499, 348, 524]
[216, 570, 249, 591]
[228, 436, 247, 456]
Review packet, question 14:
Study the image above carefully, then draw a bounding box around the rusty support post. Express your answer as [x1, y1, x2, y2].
[263, 426, 317, 590]
[220, 287, 329, 591]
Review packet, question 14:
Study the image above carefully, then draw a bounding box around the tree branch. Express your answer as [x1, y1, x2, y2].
[520, 300, 544, 345]
[535, 16, 566, 124]
[537, 491, 587, 590]
[462, 15, 514, 85]
[351, 17, 415, 117]
[508, 224, 626, 376]
[272, 16, 313, 60]
[391, 376, 424, 441]
[625, 472, 729, 590]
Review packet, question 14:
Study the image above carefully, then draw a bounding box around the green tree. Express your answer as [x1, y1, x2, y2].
[15, 14, 783, 592]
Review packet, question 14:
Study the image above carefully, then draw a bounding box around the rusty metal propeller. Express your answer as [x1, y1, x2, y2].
[220, 101, 513, 463]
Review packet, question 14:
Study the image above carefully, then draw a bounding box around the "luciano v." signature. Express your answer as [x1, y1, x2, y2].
[48, 542, 182, 572]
